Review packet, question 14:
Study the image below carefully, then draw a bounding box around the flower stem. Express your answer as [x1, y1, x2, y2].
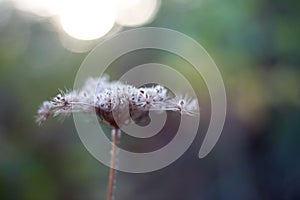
[107, 128, 119, 200]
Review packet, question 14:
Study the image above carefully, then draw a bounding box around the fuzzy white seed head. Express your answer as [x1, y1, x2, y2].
[36, 75, 199, 127]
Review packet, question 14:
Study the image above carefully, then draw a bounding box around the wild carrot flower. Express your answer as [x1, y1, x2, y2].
[36, 74, 199, 200]
[36, 75, 199, 127]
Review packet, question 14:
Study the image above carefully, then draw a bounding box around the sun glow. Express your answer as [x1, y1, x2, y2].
[12, 0, 62, 17]
[116, 0, 160, 27]
[59, 0, 116, 40]
[11, 0, 161, 41]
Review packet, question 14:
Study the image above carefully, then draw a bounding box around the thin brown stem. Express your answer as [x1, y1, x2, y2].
[107, 128, 119, 200]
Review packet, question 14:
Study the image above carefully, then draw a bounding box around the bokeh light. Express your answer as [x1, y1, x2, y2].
[12, 0, 62, 17]
[9, 0, 161, 41]
[58, 24, 123, 53]
[115, 0, 160, 27]
[59, 0, 116, 40]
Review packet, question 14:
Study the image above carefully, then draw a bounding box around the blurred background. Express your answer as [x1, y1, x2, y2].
[0, 0, 300, 199]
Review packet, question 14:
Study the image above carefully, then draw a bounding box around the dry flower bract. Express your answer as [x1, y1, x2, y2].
[36, 75, 199, 128]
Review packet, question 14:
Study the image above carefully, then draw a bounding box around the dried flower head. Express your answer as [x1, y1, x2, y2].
[36, 75, 199, 128]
